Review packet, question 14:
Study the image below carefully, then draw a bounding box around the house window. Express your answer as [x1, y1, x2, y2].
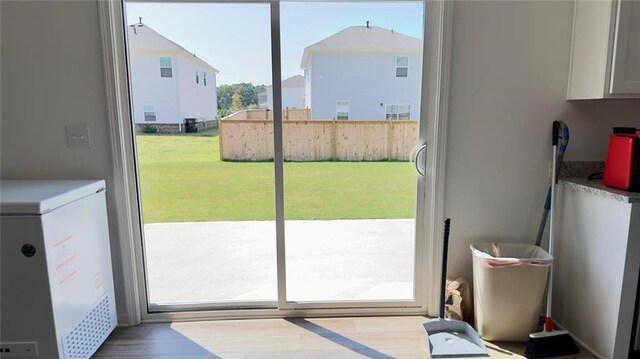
[386, 104, 411, 120]
[336, 101, 349, 120]
[144, 104, 156, 121]
[196, 71, 199, 84]
[204, 72, 207, 86]
[159, 57, 172, 77]
[396, 56, 408, 77]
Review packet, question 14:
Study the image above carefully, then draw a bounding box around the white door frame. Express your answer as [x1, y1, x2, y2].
[99, 0, 452, 325]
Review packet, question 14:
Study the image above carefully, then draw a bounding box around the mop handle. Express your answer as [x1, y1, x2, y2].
[440, 218, 451, 319]
[535, 121, 568, 247]
[547, 123, 560, 319]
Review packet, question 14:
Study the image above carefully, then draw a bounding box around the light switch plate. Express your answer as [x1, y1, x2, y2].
[66, 124, 91, 149]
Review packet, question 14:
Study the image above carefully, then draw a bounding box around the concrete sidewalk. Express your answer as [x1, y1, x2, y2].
[144, 219, 415, 306]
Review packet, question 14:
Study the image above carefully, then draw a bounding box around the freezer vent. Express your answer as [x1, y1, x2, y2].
[62, 295, 114, 359]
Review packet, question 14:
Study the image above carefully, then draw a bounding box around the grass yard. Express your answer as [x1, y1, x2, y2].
[136, 129, 416, 223]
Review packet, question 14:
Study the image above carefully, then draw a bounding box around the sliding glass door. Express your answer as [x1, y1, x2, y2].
[124, 0, 428, 313]
[124, 1, 277, 311]
[279, 1, 426, 307]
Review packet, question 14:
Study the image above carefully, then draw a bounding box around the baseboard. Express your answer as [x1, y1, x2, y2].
[117, 312, 131, 327]
[554, 320, 604, 359]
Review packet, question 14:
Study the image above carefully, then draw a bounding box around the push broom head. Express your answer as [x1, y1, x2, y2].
[524, 318, 579, 359]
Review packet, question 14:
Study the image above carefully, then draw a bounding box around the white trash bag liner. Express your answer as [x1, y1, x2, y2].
[470, 243, 553, 342]
[470, 243, 553, 268]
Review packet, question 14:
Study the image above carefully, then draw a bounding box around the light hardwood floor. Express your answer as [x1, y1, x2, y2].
[94, 316, 595, 358]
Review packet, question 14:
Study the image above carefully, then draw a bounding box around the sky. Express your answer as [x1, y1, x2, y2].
[125, 1, 424, 85]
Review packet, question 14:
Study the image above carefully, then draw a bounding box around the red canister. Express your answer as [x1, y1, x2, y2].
[603, 134, 640, 191]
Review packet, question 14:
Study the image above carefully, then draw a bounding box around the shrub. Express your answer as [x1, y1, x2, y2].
[142, 124, 158, 134]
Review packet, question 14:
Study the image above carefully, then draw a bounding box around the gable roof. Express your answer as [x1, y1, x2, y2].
[260, 75, 305, 95]
[301, 26, 422, 69]
[127, 23, 219, 74]
[282, 74, 305, 88]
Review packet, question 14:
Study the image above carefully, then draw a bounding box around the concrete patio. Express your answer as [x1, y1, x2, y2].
[144, 219, 415, 306]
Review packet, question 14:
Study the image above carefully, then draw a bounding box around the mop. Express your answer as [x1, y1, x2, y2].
[524, 121, 579, 358]
[535, 120, 569, 247]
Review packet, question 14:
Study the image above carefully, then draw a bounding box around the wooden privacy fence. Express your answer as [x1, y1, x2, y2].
[219, 120, 418, 161]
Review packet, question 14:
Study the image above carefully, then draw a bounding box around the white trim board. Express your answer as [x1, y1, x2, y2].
[98, 0, 144, 326]
[421, 0, 454, 318]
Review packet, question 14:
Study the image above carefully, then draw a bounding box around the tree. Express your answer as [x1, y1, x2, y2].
[217, 85, 234, 112]
[218, 108, 232, 118]
[217, 83, 267, 116]
[231, 91, 243, 112]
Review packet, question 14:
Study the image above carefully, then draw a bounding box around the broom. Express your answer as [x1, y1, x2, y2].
[524, 121, 579, 358]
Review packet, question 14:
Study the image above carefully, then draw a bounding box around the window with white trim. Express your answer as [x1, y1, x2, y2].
[144, 104, 156, 122]
[386, 104, 411, 120]
[336, 101, 349, 120]
[196, 71, 199, 84]
[204, 72, 207, 86]
[396, 56, 408, 77]
[159, 57, 172, 77]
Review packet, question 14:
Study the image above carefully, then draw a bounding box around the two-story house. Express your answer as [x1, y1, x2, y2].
[301, 25, 422, 121]
[258, 74, 305, 110]
[127, 21, 219, 133]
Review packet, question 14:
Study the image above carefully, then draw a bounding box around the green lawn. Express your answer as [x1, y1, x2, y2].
[136, 129, 416, 223]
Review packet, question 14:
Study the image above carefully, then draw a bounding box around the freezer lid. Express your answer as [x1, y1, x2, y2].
[0, 180, 106, 215]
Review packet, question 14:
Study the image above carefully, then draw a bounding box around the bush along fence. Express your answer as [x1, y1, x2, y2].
[135, 118, 218, 134]
[219, 119, 418, 161]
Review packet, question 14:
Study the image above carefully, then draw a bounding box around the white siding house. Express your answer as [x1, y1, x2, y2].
[301, 26, 422, 121]
[258, 75, 305, 110]
[127, 22, 219, 131]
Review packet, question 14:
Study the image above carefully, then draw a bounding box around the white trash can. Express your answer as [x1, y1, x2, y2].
[470, 243, 553, 342]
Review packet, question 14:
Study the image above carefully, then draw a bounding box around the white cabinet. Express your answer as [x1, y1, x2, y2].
[555, 181, 640, 358]
[567, 0, 640, 99]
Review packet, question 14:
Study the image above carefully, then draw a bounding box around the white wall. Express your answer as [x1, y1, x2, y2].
[282, 87, 305, 109]
[176, 56, 217, 122]
[261, 86, 273, 110]
[129, 54, 181, 124]
[444, 0, 640, 282]
[1, 0, 129, 322]
[309, 53, 422, 120]
[129, 54, 217, 124]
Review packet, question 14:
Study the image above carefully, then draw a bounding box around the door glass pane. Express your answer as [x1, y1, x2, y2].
[280, 1, 424, 302]
[125, 2, 275, 309]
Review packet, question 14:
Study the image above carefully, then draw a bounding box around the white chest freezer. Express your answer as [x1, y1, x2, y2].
[1, 180, 117, 358]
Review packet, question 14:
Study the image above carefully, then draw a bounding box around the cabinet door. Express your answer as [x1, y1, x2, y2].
[610, 0, 640, 94]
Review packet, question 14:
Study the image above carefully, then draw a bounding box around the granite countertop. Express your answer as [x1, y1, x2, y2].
[560, 178, 640, 204]
[558, 161, 640, 203]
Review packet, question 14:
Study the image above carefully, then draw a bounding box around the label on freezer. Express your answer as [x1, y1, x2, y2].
[53, 235, 78, 292]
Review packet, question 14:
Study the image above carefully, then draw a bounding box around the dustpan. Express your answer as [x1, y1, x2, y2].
[424, 218, 488, 358]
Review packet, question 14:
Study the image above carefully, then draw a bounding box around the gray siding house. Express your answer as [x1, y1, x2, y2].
[127, 22, 218, 131]
[301, 26, 423, 121]
[258, 75, 305, 110]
